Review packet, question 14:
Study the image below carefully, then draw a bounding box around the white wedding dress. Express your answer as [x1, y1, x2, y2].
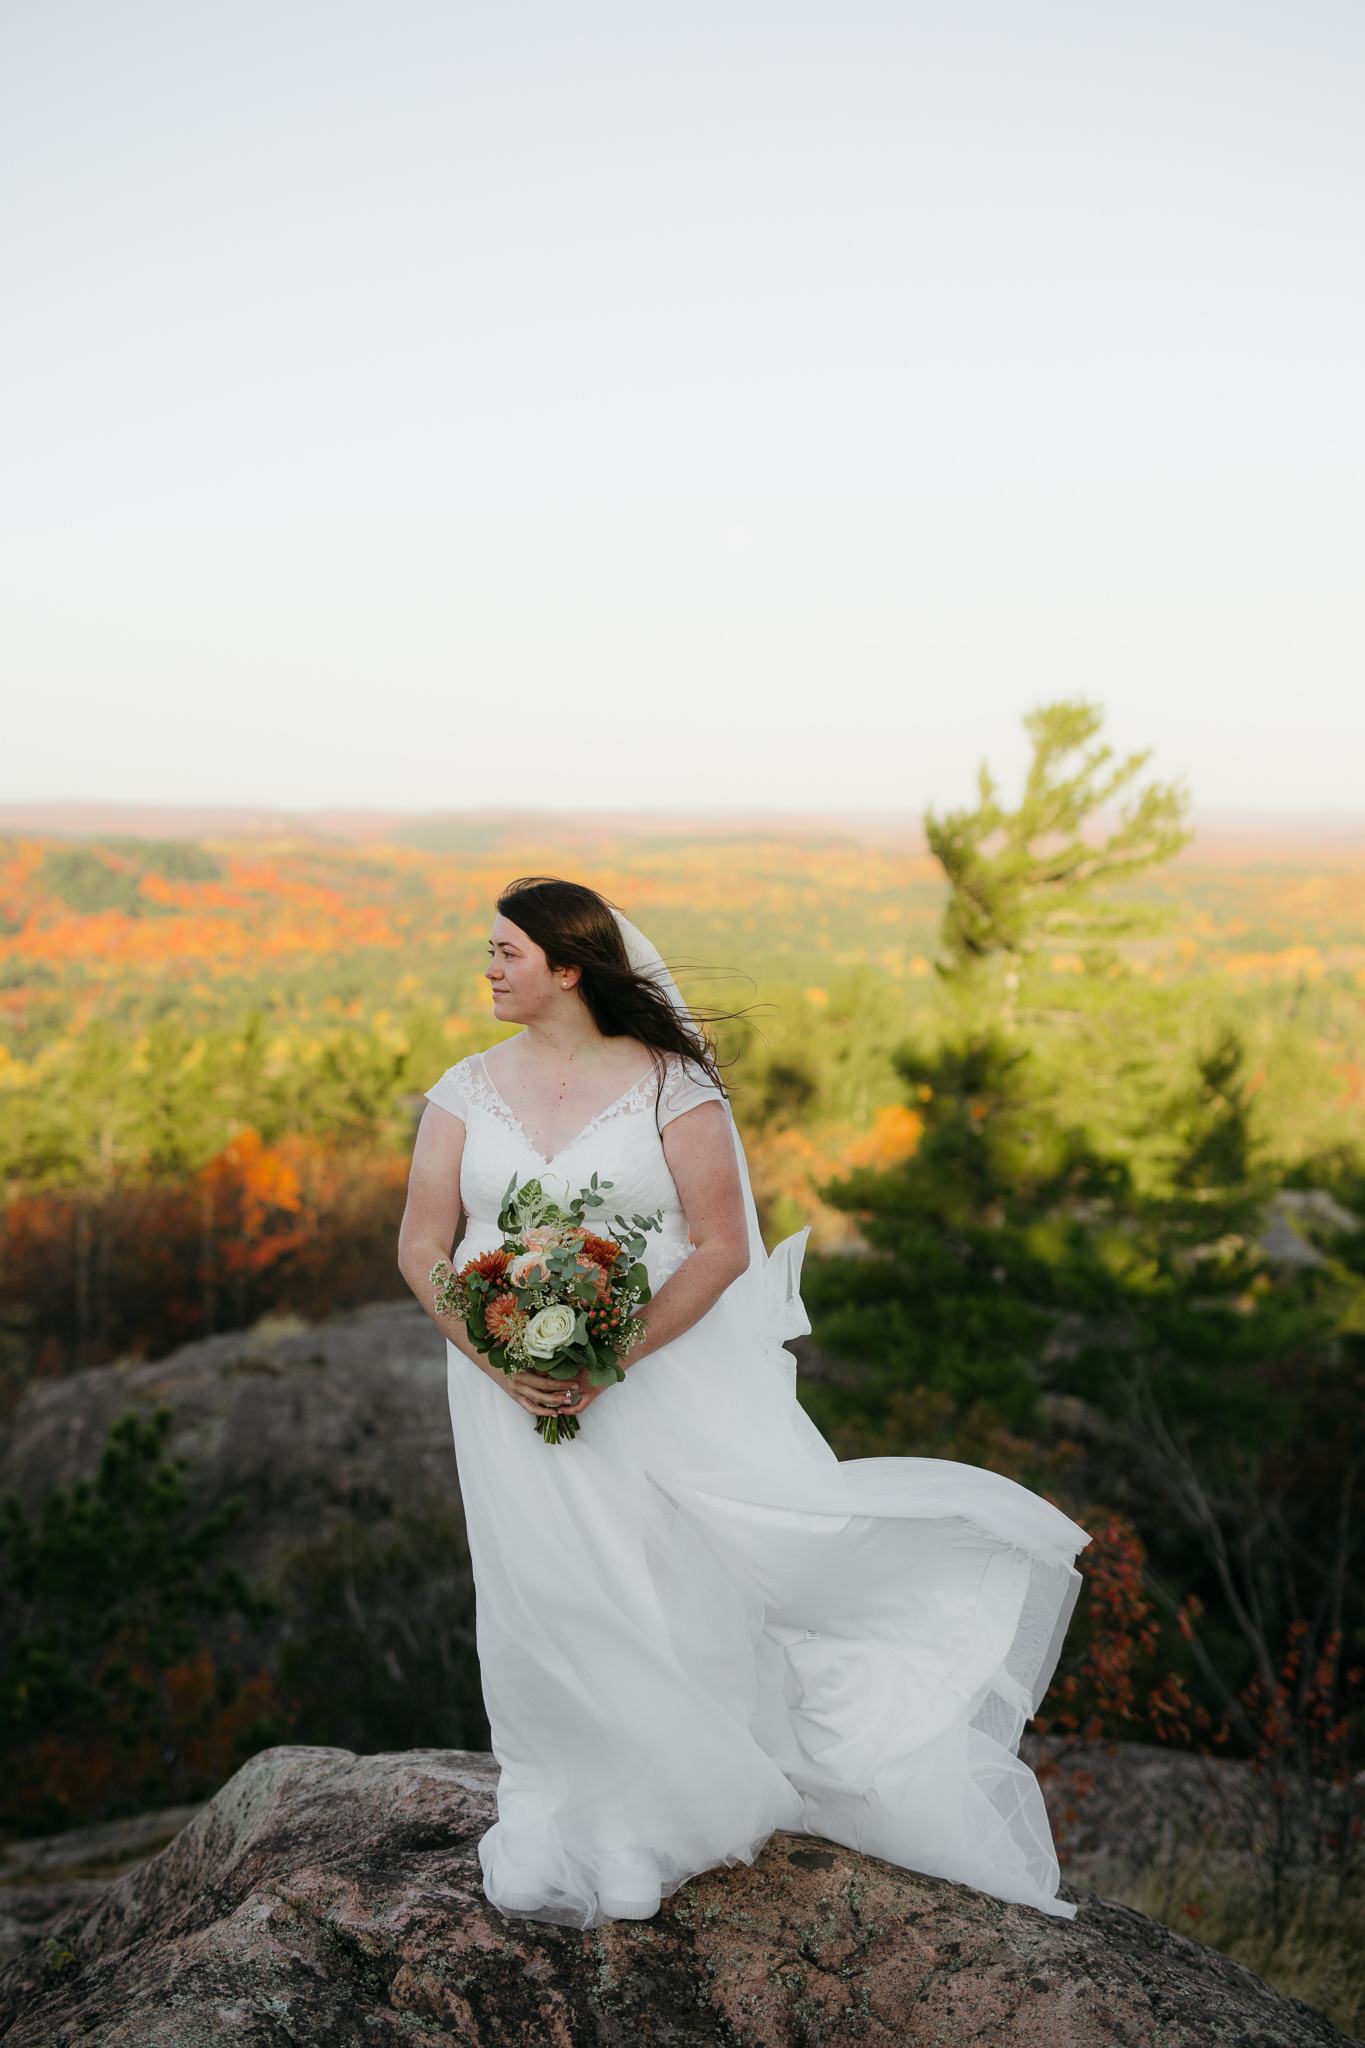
[425, 919, 1088, 1929]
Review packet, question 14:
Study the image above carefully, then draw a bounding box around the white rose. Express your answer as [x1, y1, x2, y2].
[523, 1303, 578, 1360]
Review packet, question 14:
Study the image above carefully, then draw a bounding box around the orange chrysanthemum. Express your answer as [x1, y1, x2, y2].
[578, 1233, 621, 1271]
[461, 1248, 512, 1284]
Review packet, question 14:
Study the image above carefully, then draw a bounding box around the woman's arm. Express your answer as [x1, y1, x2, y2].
[397, 1104, 574, 1421]
[398, 1103, 473, 1347]
[633, 1099, 750, 1359]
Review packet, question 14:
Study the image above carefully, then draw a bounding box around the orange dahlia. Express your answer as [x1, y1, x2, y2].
[486, 1292, 527, 1342]
[461, 1248, 512, 1284]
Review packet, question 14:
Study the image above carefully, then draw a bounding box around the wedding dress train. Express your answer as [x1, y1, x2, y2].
[425, 921, 1088, 1930]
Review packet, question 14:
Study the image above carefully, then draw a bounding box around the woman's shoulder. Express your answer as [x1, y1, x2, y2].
[654, 1050, 726, 1128]
[424, 1050, 486, 1120]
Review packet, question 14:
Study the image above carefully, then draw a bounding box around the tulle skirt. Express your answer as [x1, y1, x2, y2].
[444, 1234, 1086, 1929]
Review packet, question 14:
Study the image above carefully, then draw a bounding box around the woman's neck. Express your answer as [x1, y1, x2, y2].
[517, 1005, 619, 1071]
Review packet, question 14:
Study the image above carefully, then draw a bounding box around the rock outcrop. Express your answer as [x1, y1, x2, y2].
[0, 1302, 454, 1580]
[0, 1808, 206, 1969]
[1025, 1734, 1268, 1898]
[0, 1746, 1351, 2047]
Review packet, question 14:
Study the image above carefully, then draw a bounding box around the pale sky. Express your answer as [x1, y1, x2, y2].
[2, 1, 1362, 816]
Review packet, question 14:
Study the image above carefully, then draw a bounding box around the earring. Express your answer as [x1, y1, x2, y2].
[561, 979, 570, 989]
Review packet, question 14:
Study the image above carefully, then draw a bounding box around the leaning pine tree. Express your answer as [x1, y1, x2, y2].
[925, 696, 1190, 1027]
[799, 698, 1365, 1866]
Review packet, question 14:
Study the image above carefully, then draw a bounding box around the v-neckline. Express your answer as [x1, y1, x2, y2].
[478, 1050, 655, 1167]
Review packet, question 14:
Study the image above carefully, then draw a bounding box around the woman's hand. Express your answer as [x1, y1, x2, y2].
[497, 1363, 608, 1422]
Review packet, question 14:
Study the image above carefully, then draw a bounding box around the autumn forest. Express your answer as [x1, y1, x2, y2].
[4, 704, 1365, 2019]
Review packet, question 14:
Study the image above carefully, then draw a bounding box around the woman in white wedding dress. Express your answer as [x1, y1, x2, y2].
[398, 877, 1088, 1929]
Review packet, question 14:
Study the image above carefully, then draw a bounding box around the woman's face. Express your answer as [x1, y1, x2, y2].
[486, 914, 570, 1023]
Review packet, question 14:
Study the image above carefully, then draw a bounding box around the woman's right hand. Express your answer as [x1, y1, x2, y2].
[489, 1362, 590, 1422]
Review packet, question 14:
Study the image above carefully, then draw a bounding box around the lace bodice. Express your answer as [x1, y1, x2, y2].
[425, 1050, 721, 1287]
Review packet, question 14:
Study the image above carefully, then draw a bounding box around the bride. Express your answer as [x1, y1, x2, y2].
[398, 876, 1088, 1928]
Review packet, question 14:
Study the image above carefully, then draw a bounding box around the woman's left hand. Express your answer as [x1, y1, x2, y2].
[548, 1367, 611, 1420]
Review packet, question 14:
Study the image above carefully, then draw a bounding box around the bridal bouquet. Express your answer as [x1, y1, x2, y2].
[430, 1172, 663, 1443]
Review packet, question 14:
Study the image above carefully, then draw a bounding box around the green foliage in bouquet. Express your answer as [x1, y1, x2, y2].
[430, 1173, 663, 1442]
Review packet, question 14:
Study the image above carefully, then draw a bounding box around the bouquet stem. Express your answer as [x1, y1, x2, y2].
[536, 1412, 581, 1445]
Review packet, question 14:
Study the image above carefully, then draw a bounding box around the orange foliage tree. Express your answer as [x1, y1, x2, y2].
[1035, 1512, 1197, 1748]
[1, 1131, 411, 1386]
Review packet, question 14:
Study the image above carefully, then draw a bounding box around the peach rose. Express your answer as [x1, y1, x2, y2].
[509, 1250, 551, 1285]
[574, 1257, 611, 1301]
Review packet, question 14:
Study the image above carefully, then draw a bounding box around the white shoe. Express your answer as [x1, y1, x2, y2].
[597, 1845, 661, 1921]
[494, 1890, 552, 1915]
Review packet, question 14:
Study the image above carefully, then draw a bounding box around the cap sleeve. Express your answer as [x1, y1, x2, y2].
[425, 1056, 473, 1122]
[657, 1056, 726, 1129]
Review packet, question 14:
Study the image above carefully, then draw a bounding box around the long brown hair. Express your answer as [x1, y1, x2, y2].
[495, 876, 726, 1095]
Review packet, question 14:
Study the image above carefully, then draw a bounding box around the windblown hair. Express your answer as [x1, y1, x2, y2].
[495, 877, 727, 1096]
